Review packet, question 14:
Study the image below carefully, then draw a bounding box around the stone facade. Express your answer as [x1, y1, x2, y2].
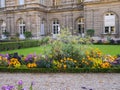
[0, 0, 120, 39]
[84, 0, 120, 38]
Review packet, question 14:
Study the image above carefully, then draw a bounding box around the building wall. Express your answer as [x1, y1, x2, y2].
[0, 0, 120, 38]
[0, 0, 83, 38]
[84, 0, 120, 38]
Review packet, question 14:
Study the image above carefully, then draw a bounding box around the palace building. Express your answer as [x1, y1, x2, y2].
[0, 0, 120, 39]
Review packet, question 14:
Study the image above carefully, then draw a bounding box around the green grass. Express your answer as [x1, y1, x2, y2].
[0, 44, 120, 56]
[93, 45, 120, 55]
[0, 45, 51, 56]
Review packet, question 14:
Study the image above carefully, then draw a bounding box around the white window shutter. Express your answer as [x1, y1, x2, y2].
[40, 24, 45, 35]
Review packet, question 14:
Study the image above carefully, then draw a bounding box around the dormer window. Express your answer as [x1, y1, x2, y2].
[19, 0, 24, 5]
[0, 0, 5, 8]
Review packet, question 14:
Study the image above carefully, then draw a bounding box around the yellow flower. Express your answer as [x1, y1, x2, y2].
[15, 63, 21, 68]
[74, 60, 77, 63]
[33, 63, 37, 67]
[57, 64, 62, 68]
[64, 57, 67, 60]
[70, 58, 73, 61]
[67, 58, 70, 60]
[27, 63, 31, 68]
[60, 59, 64, 62]
[76, 66, 78, 69]
[0, 56, 2, 60]
[63, 64, 67, 69]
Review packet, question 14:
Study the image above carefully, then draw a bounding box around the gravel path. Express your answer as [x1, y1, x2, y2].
[0, 73, 120, 90]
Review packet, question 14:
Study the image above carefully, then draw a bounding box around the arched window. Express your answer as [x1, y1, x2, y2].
[0, 0, 5, 8]
[52, 19, 60, 34]
[0, 20, 6, 34]
[17, 19, 26, 39]
[19, 0, 24, 5]
[104, 12, 116, 34]
[18, 19, 26, 35]
[77, 18, 84, 35]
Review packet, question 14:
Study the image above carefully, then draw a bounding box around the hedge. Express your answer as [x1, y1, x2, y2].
[0, 67, 120, 73]
[0, 40, 39, 51]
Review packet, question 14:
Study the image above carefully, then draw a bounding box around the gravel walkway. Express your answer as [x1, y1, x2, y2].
[0, 73, 120, 90]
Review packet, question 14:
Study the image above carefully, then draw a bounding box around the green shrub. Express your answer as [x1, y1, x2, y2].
[24, 31, 32, 39]
[39, 36, 50, 45]
[86, 29, 95, 37]
[48, 28, 92, 62]
[2, 31, 10, 37]
[0, 67, 120, 73]
[0, 40, 39, 51]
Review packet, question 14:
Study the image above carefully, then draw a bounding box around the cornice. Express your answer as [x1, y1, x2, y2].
[84, 0, 120, 5]
[0, 3, 84, 14]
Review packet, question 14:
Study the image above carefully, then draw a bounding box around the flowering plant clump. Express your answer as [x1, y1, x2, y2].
[9, 58, 21, 68]
[0, 54, 9, 67]
[101, 62, 111, 68]
[36, 55, 53, 68]
[83, 48, 118, 69]
[53, 57, 78, 69]
[111, 55, 120, 67]
[24, 54, 37, 68]
[1, 80, 34, 90]
[1, 85, 14, 90]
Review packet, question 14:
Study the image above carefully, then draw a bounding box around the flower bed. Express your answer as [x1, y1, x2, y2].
[0, 50, 120, 73]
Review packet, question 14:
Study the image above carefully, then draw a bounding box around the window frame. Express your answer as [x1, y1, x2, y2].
[104, 13, 116, 34]
[18, 19, 26, 35]
[77, 18, 84, 34]
[52, 19, 60, 34]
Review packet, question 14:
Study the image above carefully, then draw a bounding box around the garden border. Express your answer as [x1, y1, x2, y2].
[0, 67, 120, 73]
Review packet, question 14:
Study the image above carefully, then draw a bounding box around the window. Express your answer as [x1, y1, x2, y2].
[104, 13, 116, 34]
[19, 0, 24, 5]
[18, 19, 26, 35]
[1, 21, 6, 34]
[53, 0, 61, 6]
[40, 19, 45, 35]
[0, 0, 5, 8]
[77, 18, 84, 34]
[40, 0, 45, 5]
[52, 19, 60, 34]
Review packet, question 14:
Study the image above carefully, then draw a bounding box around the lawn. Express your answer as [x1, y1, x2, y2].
[94, 45, 120, 56]
[0, 44, 120, 56]
[0, 45, 51, 56]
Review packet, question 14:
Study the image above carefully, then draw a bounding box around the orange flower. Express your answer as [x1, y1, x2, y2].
[101, 62, 111, 68]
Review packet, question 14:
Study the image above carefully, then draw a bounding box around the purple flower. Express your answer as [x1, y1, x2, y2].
[81, 87, 87, 89]
[89, 89, 93, 90]
[1, 85, 6, 90]
[31, 81, 35, 86]
[0, 54, 4, 57]
[18, 80, 23, 85]
[5, 54, 9, 59]
[1, 85, 14, 90]
[21, 88, 27, 90]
